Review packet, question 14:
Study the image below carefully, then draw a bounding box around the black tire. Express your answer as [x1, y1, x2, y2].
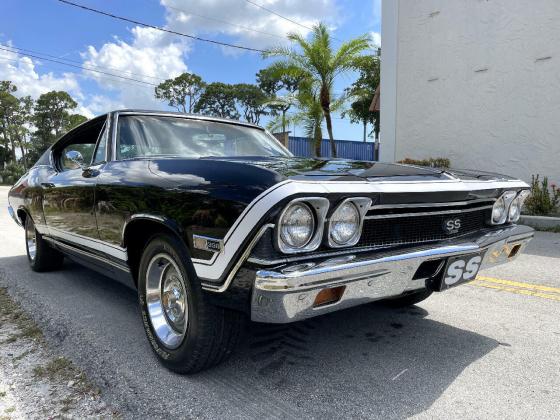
[137, 233, 244, 374]
[25, 217, 64, 272]
[382, 289, 433, 307]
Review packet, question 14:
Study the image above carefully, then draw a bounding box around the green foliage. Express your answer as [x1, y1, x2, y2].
[0, 162, 26, 185]
[155, 72, 205, 113]
[264, 22, 371, 157]
[524, 175, 560, 216]
[398, 157, 451, 169]
[193, 82, 239, 120]
[31, 90, 87, 160]
[342, 54, 380, 142]
[232, 83, 269, 125]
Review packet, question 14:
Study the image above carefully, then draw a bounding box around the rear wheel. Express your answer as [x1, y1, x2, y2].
[25, 217, 64, 272]
[382, 289, 433, 307]
[137, 233, 244, 373]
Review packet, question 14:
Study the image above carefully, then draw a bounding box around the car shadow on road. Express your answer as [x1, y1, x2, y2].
[0, 255, 500, 419]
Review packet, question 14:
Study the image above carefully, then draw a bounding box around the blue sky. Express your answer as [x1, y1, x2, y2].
[1, 0, 380, 141]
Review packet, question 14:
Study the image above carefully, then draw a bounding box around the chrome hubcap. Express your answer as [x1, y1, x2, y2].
[26, 222, 37, 261]
[145, 254, 188, 349]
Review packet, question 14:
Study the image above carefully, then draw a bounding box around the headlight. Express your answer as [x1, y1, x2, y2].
[276, 198, 329, 254]
[279, 203, 315, 248]
[330, 202, 360, 245]
[508, 190, 530, 222]
[328, 197, 372, 247]
[491, 191, 516, 225]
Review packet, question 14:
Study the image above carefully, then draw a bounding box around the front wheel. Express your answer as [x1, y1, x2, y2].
[25, 217, 64, 272]
[137, 234, 244, 373]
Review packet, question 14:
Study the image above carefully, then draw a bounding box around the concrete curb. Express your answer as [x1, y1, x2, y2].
[519, 215, 560, 229]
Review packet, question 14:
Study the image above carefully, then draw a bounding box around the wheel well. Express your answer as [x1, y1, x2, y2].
[123, 219, 186, 286]
[17, 209, 28, 226]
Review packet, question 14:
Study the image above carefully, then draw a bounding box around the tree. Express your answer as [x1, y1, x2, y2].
[257, 67, 301, 133]
[232, 83, 268, 125]
[31, 91, 87, 160]
[264, 23, 370, 157]
[342, 54, 380, 143]
[267, 81, 344, 157]
[193, 82, 239, 120]
[9, 96, 34, 168]
[0, 82, 19, 163]
[155, 72, 205, 113]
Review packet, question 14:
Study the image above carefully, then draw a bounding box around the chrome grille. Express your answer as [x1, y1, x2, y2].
[358, 201, 493, 248]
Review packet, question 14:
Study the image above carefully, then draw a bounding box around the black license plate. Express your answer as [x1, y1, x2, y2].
[438, 252, 485, 291]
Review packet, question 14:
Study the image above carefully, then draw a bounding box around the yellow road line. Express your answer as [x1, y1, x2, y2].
[476, 275, 560, 294]
[470, 281, 560, 302]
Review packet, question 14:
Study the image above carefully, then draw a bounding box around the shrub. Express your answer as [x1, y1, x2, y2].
[523, 175, 560, 216]
[398, 157, 451, 169]
[0, 162, 26, 185]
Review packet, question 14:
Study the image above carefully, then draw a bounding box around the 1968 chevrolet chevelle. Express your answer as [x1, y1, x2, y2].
[8, 110, 534, 373]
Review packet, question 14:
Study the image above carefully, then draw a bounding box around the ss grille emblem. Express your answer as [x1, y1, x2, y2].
[443, 218, 462, 234]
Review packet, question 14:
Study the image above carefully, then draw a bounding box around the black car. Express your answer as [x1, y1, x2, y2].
[8, 110, 534, 373]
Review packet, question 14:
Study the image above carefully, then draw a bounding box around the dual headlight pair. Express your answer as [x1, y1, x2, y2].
[277, 197, 371, 254]
[490, 190, 530, 225]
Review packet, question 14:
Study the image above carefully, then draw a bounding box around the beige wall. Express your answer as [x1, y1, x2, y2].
[381, 0, 560, 184]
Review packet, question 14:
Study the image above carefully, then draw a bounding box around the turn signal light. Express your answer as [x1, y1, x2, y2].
[313, 286, 346, 307]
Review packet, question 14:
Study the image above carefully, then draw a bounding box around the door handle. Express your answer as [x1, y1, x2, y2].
[82, 168, 100, 178]
[41, 182, 55, 188]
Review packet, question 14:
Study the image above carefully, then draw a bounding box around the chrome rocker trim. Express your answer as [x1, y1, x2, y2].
[251, 224, 534, 323]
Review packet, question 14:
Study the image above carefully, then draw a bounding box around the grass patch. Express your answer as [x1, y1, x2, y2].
[536, 225, 560, 233]
[0, 391, 6, 398]
[0, 288, 43, 343]
[32, 357, 95, 394]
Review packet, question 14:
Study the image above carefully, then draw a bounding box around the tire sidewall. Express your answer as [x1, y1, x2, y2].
[25, 217, 36, 267]
[137, 234, 205, 367]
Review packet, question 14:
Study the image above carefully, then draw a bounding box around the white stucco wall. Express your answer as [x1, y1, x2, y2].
[382, 0, 560, 184]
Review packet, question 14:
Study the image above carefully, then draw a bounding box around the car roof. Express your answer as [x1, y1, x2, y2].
[112, 109, 264, 129]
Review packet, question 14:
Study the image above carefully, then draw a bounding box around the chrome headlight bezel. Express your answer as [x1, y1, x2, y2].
[328, 197, 372, 248]
[508, 190, 531, 223]
[490, 190, 517, 225]
[276, 197, 329, 254]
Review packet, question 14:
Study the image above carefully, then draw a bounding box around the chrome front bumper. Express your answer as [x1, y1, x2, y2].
[251, 225, 534, 323]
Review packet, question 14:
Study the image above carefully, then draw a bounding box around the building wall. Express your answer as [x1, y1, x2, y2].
[381, 0, 560, 184]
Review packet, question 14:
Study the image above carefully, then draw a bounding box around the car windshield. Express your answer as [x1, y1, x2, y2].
[116, 115, 292, 160]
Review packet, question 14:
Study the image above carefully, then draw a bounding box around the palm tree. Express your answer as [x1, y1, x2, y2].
[264, 23, 370, 157]
[267, 87, 344, 157]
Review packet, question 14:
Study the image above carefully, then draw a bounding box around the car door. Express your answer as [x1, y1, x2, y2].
[42, 116, 108, 244]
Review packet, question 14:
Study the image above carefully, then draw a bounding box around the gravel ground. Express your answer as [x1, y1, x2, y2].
[0, 288, 116, 419]
[1, 186, 559, 419]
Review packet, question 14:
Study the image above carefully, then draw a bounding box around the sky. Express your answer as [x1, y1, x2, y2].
[1, 0, 381, 141]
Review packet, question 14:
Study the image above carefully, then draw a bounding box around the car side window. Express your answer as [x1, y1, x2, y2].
[59, 118, 107, 171]
[91, 123, 108, 165]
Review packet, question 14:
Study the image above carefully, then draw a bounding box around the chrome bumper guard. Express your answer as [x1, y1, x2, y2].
[251, 225, 534, 323]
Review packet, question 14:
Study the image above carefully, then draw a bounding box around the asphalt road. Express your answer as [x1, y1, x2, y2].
[1, 185, 559, 419]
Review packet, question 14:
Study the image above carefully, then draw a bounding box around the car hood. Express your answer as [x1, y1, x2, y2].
[194, 156, 516, 182]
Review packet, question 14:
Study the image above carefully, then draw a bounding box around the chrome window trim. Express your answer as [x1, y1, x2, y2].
[327, 197, 372, 248]
[110, 111, 286, 162]
[276, 197, 329, 254]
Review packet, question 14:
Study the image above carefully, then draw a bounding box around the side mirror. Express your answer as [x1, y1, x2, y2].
[64, 150, 84, 169]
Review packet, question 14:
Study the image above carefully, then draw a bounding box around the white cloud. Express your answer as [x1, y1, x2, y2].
[0, 47, 81, 99]
[371, 31, 381, 47]
[161, 0, 339, 50]
[82, 27, 189, 110]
